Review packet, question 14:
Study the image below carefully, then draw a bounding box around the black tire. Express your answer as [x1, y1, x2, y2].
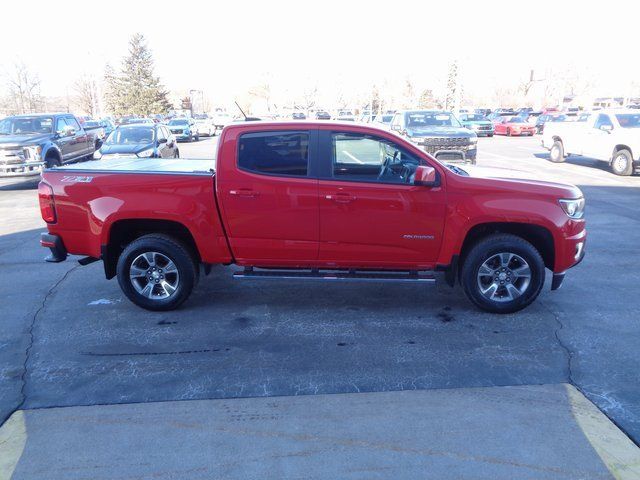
[506, 128, 512, 137]
[488, 134, 494, 137]
[116, 234, 198, 311]
[549, 140, 565, 163]
[174, 149, 180, 158]
[461, 234, 545, 314]
[610, 149, 633, 176]
[45, 154, 61, 168]
[195, 134, 200, 142]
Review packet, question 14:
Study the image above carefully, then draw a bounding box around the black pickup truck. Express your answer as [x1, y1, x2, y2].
[0, 113, 100, 178]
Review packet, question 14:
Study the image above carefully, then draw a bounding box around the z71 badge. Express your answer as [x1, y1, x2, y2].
[60, 175, 93, 183]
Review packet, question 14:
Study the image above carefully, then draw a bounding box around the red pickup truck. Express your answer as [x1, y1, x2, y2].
[38, 121, 586, 313]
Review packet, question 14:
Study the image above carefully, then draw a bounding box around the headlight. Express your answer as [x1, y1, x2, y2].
[559, 198, 585, 219]
[25, 145, 42, 161]
[137, 148, 155, 158]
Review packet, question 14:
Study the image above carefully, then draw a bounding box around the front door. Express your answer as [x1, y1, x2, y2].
[217, 129, 319, 265]
[317, 130, 446, 269]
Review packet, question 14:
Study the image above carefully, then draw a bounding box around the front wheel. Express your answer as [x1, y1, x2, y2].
[461, 234, 545, 314]
[116, 234, 198, 311]
[611, 149, 633, 176]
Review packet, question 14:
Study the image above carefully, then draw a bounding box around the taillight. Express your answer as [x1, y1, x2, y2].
[38, 181, 56, 223]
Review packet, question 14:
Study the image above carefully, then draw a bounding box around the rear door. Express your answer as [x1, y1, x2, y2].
[316, 130, 446, 269]
[217, 129, 320, 264]
[54, 117, 74, 162]
[65, 116, 90, 159]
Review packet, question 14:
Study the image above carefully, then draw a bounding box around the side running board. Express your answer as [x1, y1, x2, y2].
[233, 267, 436, 283]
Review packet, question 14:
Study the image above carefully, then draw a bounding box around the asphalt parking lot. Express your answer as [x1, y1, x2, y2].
[1, 131, 639, 456]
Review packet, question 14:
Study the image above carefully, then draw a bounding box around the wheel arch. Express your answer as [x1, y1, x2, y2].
[102, 218, 200, 279]
[611, 144, 632, 160]
[458, 222, 555, 280]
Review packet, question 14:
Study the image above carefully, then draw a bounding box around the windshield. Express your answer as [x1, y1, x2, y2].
[616, 114, 640, 128]
[0, 116, 54, 135]
[406, 112, 461, 128]
[507, 117, 524, 123]
[106, 127, 155, 144]
[168, 119, 189, 126]
[84, 121, 100, 128]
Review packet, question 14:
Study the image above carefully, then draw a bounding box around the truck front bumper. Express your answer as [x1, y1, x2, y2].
[0, 160, 45, 177]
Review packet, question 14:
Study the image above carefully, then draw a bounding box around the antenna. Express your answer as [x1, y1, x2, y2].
[234, 101, 261, 122]
[235, 101, 248, 120]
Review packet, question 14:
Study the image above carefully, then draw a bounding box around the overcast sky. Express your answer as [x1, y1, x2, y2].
[1, 0, 637, 105]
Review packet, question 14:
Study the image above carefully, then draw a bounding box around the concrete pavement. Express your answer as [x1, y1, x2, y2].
[3, 384, 640, 479]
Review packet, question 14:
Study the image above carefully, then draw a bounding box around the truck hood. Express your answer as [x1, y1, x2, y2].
[406, 126, 475, 138]
[100, 143, 154, 155]
[0, 133, 51, 146]
[449, 164, 582, 199]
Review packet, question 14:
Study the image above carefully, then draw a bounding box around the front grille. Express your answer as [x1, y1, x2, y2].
[422, 137, 470, 146]
[171, 129, 183, 134]
[477, 125, 492, 130]
[435, 152, 465, 161]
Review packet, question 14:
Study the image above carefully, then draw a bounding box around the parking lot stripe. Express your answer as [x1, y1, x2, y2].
[0, 410, 26, 480]
[566, 385, 640, 479]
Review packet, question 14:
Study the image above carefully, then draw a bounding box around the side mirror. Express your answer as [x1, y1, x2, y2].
[600, 124, 613, 132]
[158, 137, 167, 144]
[414, 165, 439, 187]
[59, 126, 75, 137]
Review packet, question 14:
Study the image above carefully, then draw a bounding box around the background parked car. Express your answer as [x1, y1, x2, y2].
[292, 112, 306, 120]
[95, 123, 179, 160]
[194, 118, 215, 137]
[315, 111, 331, 120]
[494, 116, 537, 136]
[390, 110, 478, 164]
[373, 113, 394, 127]
[167, 118, 199, 142]
[0, 113, 99, 177]
[458, 113, 494, 137]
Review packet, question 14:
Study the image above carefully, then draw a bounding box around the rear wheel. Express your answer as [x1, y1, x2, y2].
[549, 140, 565, 163]
[507, 128, 512, 136]
[174, 149, 180, 158]
[461, 234, 545, 314]
[116, 234, 198, 311]
[611, 149, 633, 176]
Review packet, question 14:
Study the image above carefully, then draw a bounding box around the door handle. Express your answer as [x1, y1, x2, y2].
[229, 189, 259, 198]
[325, 193, 356, 203]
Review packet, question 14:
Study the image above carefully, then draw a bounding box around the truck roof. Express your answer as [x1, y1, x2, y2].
[5, 113, 74, 118]
[53, 157, 215, 175]
[222, 120, 392, 131]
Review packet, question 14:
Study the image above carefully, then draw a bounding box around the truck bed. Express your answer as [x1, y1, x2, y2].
[57, 157, 215, 174]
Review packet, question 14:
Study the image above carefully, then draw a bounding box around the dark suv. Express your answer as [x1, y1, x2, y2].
[389, 110, 478, 164]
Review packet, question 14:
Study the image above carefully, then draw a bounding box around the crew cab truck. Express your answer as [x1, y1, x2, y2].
[38, 122, 586, 314]
[0, 113, 100, 178]
[543, 109, 640, 176]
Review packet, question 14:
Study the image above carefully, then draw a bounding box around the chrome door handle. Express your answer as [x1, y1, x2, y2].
[230, 189, 259, 197]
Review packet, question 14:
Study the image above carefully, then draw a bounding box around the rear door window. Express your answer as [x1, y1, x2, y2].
[238, 131, 309, 177]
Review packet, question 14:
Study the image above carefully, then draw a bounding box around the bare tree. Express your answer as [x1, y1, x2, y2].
[445, 61, 459, 111]
[4, 62, 42, 114]
[73, 74, 99, 117]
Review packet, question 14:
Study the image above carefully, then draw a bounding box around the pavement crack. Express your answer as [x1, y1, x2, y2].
[544, 304, 576, 386]
[15, 265, 80, 412]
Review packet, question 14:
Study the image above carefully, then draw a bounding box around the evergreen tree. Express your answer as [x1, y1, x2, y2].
[104, 34, 171, 116]
[445, 61, 459, 111]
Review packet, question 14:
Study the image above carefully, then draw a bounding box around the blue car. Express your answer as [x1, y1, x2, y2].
[167, 118, 199, 142]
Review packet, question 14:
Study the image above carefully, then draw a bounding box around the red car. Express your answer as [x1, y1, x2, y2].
[494, 116, 537, 136]
[38, 121, 586, 314]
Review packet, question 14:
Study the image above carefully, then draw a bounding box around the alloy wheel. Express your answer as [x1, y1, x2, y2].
[129, 251, 180, 299]
[476, 252, 531, 303]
